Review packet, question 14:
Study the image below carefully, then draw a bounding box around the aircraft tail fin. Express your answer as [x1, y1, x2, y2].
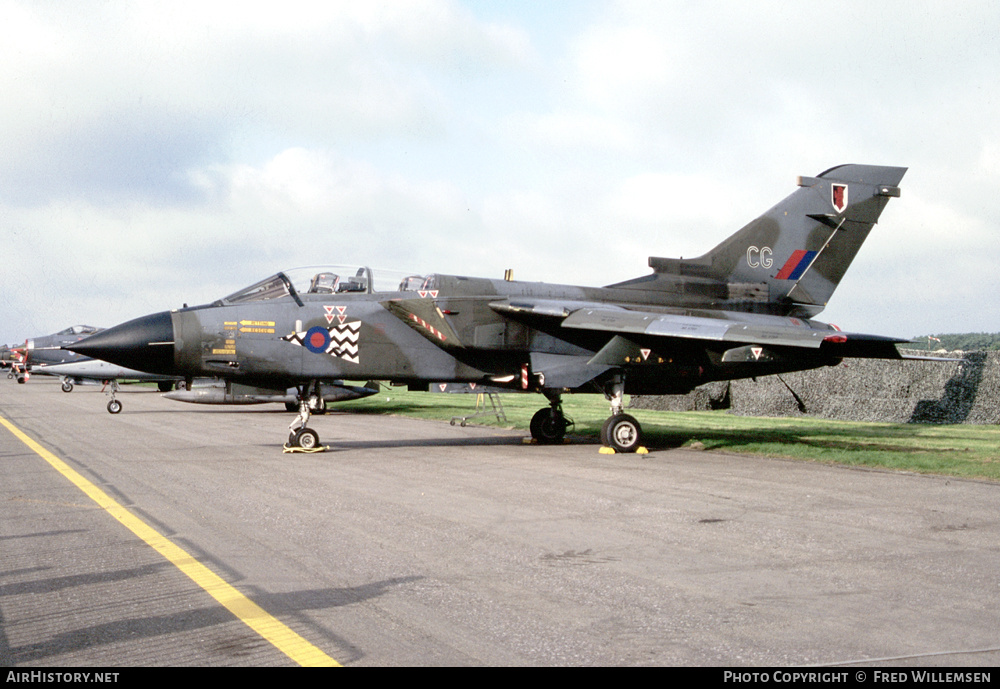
[634, 164, 906, 317]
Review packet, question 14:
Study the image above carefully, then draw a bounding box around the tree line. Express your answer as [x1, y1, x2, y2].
[909, 333, 1000, 351]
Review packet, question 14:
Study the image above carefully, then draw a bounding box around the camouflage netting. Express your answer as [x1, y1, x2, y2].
[631, 351, 1000, 424]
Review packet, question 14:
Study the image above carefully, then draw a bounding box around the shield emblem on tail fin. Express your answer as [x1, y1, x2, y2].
[831, 183, 848, 213]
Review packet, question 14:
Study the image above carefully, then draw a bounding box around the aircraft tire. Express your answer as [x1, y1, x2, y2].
[530, 408, 566, 444]
[61, 381, 74, 393]
[604, 414, 642, 453]
[157, 381, 173, 392]
[107, 399, 123, 414]
[599, 416, 614, 446]
[285, 402, 299, 412]
[17, 376, 26, 384]
[293, 428, 320, 449]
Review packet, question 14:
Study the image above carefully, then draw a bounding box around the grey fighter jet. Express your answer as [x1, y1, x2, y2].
[29, 358, 183, 413]
[69, 164, 914, 452]
[6, 325, 103, 383]
[25, 325, 103, 366]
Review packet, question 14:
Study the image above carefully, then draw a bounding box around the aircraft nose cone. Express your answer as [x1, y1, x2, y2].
[67, 311, 176, 375]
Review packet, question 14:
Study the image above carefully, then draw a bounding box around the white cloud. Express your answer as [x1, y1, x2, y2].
[0, 0, 530, 208]
[509, 110, 635, 153]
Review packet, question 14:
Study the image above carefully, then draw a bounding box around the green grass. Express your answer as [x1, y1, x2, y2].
[336, 386, 1000, 482]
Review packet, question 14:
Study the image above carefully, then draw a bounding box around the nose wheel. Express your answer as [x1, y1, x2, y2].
[288, 427, 320, 450]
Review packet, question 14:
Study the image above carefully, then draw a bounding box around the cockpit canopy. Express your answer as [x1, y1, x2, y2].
[219, 266, 438, 305]
[56, 325, 101, 336]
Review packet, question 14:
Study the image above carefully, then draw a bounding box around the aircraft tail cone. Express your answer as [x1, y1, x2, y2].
[66, 311, 176, 375]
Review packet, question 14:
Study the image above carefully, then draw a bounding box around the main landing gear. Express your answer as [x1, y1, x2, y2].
[599, 377, 643, 453]
[527, 378, 645, 453]
[600, 413, 642, 453]
[529, 391, 572, 444]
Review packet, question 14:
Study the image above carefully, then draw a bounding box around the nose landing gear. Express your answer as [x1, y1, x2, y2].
[284, 382, 327, 452]
[105, 380, 122, 414]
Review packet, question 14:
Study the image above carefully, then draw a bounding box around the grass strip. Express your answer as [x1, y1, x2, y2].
[336, 386, 1000, 482]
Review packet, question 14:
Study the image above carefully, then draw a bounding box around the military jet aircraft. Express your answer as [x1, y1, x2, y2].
[28, 325, 102, 363]
[19, 325, 103, 371]
[69, 164, 913, 452]
[30, 358, 183, 412]
[3, 345, 27, 381]
[1, 325, 104, 383]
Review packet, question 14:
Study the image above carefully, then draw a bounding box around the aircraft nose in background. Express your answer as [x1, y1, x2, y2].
[66, 311, 176, 375]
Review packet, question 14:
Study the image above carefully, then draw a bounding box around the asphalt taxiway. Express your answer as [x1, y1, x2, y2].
[2, 376, 998, 666]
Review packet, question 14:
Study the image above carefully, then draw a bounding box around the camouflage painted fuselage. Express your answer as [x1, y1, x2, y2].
[70, 165, 910, 399]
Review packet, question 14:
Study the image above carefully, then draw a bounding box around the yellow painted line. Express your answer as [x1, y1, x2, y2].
[0, 415, 340, 667]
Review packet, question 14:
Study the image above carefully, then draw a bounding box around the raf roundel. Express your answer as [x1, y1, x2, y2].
[304, 326, 331, 354]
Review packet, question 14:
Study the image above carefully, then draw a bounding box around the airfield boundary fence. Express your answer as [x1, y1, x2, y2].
[632, 351, 1000, 425]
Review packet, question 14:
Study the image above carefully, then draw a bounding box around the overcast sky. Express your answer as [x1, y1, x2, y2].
[2, 0, 998, 346]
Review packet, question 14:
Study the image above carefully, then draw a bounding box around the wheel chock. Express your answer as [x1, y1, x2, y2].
[599, 446, 649, 455]
[282, 444, 330, 454]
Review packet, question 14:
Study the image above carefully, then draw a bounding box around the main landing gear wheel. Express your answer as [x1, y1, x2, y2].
[289, 428, 320, 449]
[602, 414, 642, 453]
[530, 408, 568, 444]
[107, 399, 122, 414]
